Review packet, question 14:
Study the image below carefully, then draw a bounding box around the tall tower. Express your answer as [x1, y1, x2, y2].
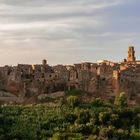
[127, 46, 136, 62]
[42, 59, 47, 66]
[41, 59, 47, 73]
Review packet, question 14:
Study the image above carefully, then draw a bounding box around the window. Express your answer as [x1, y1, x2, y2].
[42, 73, 44, 78]
[102, 78, 106, 81]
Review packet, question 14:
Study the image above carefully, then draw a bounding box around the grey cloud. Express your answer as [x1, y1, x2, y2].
[0, 0, 122, 6]
[0, 0, 139, 66]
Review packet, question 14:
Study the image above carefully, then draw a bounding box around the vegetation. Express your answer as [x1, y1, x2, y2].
[65, 89, 83, 96]
[43, 96, 55, 102]
[114, 92, 128, 107]
[0, 93, 140, 140]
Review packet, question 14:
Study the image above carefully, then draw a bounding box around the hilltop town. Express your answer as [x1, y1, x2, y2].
[0, 46, 140, 104]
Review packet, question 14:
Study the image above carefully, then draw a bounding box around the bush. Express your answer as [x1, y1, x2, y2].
[76, 110, 90, 124]
[99, 112, 110, 125]
[92, 98, 103, 107]
[67, 96, 79, 108]
[65, 89, 82, 96]
[114, 92, 127, 107]
[43, 96, 54, 102]
[65, 113, 77, 124]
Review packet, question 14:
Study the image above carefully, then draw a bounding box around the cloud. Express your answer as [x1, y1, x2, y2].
[0, 0, 139, 66]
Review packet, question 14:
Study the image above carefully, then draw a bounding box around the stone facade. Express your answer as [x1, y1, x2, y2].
[127, 46, 136, 62]
[0, 47, 140, 104]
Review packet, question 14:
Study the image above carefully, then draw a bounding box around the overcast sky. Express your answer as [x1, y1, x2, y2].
[0, 0, 140, 66]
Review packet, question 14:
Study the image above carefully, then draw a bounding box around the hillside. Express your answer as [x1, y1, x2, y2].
[0, 92, 140, 140]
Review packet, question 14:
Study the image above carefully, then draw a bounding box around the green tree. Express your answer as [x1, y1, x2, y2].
[67, 96, 79, 108]
[114, 92, 127, 107]
[75, 110, 90, 125]
[99, 112, 110, 125]
[92, 98, 103, 107]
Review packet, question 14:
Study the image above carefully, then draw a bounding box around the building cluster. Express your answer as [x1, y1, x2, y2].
[0, 46, 140, 99]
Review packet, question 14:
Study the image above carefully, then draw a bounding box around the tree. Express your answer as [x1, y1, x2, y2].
[67, 96, 79, 108]
[114, 92, 127, 107]
[77, 110, 90, 124]
[92, 98, 103, 107]
[99, 112, 110, 125]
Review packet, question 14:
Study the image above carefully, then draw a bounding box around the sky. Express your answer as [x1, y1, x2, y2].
[0, 0, 140, 66]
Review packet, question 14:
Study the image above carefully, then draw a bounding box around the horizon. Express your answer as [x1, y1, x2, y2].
[0, 46, 139, 67]
[0, 0, 140, 66]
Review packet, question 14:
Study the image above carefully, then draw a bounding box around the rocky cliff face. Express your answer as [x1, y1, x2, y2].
[0, 73, 140, 104]
[1, 60, 140, 105]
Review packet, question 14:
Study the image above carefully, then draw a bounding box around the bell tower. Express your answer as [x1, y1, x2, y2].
[41, 59, 47, 73]
[42, 59, 47, 66]
[127, 46, 136, 62]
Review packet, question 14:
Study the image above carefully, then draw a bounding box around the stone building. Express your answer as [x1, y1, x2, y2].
[127, 46, 136, 62]
[1, 46, 140, 104]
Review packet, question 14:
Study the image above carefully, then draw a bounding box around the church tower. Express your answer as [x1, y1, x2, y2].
[127, 46, 136, 62]
[41, 59, 47, 73]
[42, 59, 47, 66]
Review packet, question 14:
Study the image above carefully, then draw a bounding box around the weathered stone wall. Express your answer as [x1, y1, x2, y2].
[1, 49, 140, 104]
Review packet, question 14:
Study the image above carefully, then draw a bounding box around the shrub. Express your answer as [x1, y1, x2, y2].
[114, 92, 127, 107]
[65, 89, 82, 96]
[67, 96, 79, 108]
[77, 110, 90, 124]
[92, 98, 103, 107]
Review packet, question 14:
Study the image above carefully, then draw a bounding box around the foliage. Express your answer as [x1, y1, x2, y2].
[91, 98, 104, 107]
[65, 89, 82, 96]
[67, 96, 79, 108]
[0, 94, 140, 140]
[43, 96, 54, 102]
[114, 92, 127, 107]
